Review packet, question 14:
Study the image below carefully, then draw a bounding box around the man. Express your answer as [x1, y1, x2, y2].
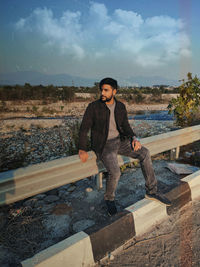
[78, 77, 171, 216]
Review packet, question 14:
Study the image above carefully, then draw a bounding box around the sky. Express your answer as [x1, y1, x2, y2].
[0, 0, 200, 84]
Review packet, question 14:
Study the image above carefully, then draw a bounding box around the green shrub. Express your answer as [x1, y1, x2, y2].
[32, 105, 38, 113]
[41, 107, 56, 114]
[168, 73, 200, 127]
[0, 101, 8, 112]
[134, 92, 145, 103]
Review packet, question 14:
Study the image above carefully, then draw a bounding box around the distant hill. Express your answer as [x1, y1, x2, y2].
[120, 76, 179, 87]
[0, 71, 179, 87]
[0, 71, 96, 87]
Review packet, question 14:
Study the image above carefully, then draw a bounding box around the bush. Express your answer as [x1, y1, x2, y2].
[134, 92, 145, 103]
[0, 101, 8, 112]
[32, 106, 38, 113]
[41, 107, 56, 114]
[168, 73, 200, 127]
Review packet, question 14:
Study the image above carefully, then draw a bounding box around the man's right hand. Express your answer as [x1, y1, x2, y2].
[79, 150, 89, 163]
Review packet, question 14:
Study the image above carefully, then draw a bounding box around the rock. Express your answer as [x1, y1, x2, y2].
[23, 198, 38, 208]
[44, 195, 59, 203]
[195, 151, 200, 156]
[0, 245, 17, 267]
[85, 187, 97, 199]
[61, 191, 70, 199]
[34, 200, 45, 208]
[85, 187, 93, 193]
[43, 214, 71, 239]
[75, 180, 85, 186]
[193, 151, 200, 166]
[194, 151, 200, 160]
[85, 189, 101, 202]
[67, 185, 76, 192]
[184, 152, 193, 158]
[0, 213, 7, 230]
[41, 203, 55, 213]
[51, 203, 72, 215]
[60, 184, 70, 190]
[35, 194, 46, 200]
[72, 219, 95, 232]
[58, 190, 67, 198]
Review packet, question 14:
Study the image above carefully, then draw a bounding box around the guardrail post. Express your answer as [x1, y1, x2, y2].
[96, 173, 103, 190]
[175, 146, 180, 159]
[170, 146, 180, 160]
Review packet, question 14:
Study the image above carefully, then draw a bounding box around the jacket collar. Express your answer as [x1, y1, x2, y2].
[98, 97, 119, 106]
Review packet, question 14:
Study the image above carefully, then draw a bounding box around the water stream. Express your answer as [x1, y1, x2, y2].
[2, 110, 174, 121]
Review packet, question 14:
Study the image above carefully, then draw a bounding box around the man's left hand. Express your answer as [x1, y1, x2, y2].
[132, 138, 142, 151]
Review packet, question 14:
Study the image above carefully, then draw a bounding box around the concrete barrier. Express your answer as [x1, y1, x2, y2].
[21, 232, 95, 267]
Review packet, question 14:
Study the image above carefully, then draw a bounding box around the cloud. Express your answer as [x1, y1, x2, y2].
[15, 2, 191, 67]
[16, 7, 85, 59]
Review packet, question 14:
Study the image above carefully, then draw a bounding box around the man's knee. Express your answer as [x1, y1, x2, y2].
[139, 146, 150, 161]
[112, 168, 121, 178]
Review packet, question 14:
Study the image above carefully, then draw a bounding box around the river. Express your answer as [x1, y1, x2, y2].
[2, 110, 174, 121]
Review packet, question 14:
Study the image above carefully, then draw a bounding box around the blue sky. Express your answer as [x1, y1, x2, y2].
[0, 0, 200, 84]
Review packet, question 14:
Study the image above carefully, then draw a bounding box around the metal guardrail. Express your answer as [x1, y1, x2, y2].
[0, 125, 200, 206]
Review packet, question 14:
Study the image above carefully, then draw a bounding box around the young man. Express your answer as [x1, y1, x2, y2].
[78, 77, 171, 216]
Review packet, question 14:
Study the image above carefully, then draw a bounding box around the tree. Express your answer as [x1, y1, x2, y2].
[151, 87, 162, 102]
[168, 72, 200, 126]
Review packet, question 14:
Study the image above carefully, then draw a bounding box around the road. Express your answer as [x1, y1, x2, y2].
[98, 197, 200, 267]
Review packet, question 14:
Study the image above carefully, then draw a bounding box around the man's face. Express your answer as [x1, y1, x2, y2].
[100, 84, 116, 103]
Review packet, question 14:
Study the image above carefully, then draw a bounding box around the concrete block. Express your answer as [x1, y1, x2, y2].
[126, 198, 168, 236]
[21, 231, 95, 267]
[165, 181, 191, 215]
[86, 211, 135, 262]
[182, 170, 200, 200]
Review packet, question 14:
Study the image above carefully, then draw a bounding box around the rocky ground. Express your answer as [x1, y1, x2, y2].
[0, 118, 177, 173]
[0, 101, 199, 266]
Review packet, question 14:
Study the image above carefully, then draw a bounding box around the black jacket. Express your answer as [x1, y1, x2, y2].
[78, 99, 136, 154]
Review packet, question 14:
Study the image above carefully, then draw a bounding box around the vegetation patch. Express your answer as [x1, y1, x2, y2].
[168, 73, 200, 127]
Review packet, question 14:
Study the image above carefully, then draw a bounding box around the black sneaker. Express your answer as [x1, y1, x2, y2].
[145, 193, 171, 206]
[105, 200, 117, 216]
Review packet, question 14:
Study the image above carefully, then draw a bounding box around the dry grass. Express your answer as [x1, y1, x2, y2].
[0, 206, 44, 258]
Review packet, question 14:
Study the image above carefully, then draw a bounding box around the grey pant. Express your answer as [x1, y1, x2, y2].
[99, 137, 157, 201]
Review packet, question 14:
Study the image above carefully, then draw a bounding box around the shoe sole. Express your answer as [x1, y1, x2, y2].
[145, 194, 171, 207]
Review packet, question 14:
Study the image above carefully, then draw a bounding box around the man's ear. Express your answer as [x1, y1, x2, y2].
[113, 89, 117, 96]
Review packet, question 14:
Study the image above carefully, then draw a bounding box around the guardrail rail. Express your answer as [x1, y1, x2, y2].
[0, 125, 200, 206]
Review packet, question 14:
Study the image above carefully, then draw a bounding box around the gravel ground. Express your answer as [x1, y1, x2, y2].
[0, 117, 176, 172]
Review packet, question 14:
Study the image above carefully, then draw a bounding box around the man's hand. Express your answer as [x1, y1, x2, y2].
[79, 150, 89, 163]
[132, 137, 142, 151]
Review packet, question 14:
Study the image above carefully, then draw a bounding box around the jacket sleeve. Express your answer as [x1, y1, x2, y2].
[78, 103, 93, 151]
[121, 104, 137, 138]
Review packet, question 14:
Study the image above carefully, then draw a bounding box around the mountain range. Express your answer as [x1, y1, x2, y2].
[0, 71, 179, 87]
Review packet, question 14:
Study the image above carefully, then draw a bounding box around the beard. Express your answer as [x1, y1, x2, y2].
[100, 95, 113, 103]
